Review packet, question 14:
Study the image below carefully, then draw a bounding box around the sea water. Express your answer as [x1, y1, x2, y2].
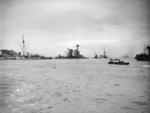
[0, 59, 150, 113]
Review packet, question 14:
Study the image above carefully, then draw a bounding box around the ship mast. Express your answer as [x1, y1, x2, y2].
[104, 46, 106, 57]
[76, 44, 79, 51]
[22, 34, 25, 57]
[144, 44, 146, 54]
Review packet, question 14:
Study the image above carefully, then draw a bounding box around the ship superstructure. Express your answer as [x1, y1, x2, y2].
[55, 44, 86, 59]
[19, 34, 26, 58]
[135, 45, 150, 61]
[94, 46, 108, 59]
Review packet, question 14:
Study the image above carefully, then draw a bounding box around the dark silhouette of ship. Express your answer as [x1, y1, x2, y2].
[0, 34, 52, 60]
[94, 46, 108, 59]
[135, 45, 150, 61]
[19, 34, 52, 59]
[55, 44, 87, 59]
[94, 53, 98, 58]
[108, 58, 129, 65]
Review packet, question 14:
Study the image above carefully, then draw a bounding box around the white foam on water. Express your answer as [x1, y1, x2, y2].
[129, 64, 150, 68]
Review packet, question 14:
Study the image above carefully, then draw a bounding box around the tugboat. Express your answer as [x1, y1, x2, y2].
[108, 59, 129, 65]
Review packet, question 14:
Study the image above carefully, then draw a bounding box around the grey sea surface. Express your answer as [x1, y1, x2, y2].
[0, 59, 150, 113]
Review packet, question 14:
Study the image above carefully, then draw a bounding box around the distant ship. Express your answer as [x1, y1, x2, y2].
[135, 46, 150, 61]
[122, 54, 130, 59]
[18, 34, 26, 59]
[19, 34, 52, 60]
[94, 53, 98, 58]
[94, 46, 108, 59]
[55, 44, 87, 59]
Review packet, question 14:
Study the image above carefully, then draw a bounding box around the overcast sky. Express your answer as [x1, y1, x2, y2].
[0, 0, 150, 57]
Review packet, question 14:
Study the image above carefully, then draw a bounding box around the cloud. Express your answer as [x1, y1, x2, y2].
[64, 39, 120, 46]
[0, 0, 150, 57]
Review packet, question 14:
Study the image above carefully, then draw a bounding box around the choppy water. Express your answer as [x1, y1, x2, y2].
[0, 59, 150, 113]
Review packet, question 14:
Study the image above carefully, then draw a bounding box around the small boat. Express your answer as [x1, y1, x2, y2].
[108, 59, 129, 65]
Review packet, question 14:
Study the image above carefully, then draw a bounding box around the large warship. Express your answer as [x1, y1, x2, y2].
[135, 45, 150, 61]
[55, 44, 87, 59]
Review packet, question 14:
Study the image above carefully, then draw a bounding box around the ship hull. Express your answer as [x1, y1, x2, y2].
[108, 62, 129, 65]
[135, 54, 150, 61]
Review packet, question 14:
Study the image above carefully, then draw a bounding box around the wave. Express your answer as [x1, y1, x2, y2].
[142, 65, 150, 68]
[129, 65, 150, 68]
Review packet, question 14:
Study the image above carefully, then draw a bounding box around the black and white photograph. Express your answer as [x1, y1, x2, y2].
[0, 0, 150, 113]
